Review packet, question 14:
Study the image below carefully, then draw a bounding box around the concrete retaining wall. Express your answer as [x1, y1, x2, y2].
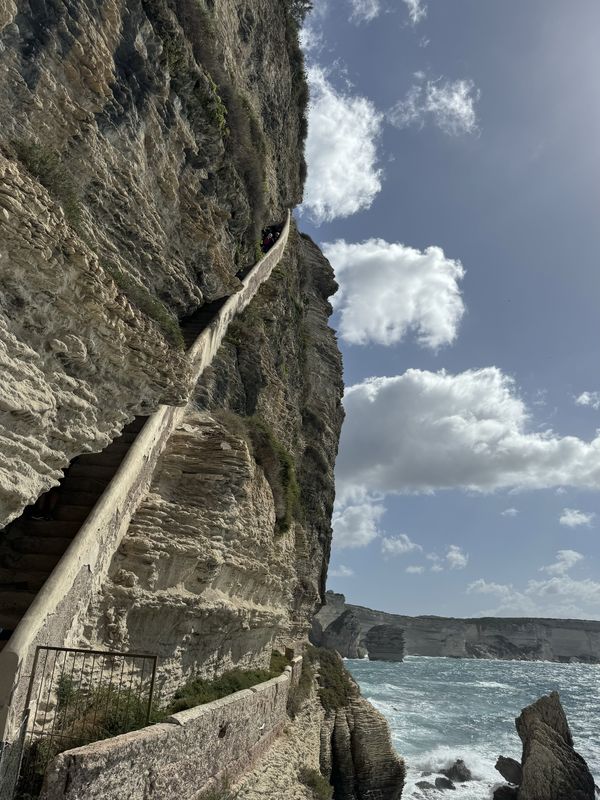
[0, 213, 291, 746]
[41, 657, 302, 800]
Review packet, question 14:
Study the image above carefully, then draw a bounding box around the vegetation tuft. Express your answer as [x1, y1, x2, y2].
[102, 260, 184, 350]
[213, 411, 300, 535]
[305, 646, 358, 712]
[168, 651, 290, 714]
[12, 140, 82, 229]
[298, 767, 333, 800]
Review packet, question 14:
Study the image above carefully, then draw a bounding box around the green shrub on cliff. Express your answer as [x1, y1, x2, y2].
[168, 651, 290, 714]
[213, 411, 300, 535]
[306, 646, 358, 712]
[298, 767, 333, 800]
[12, 140, 81, 229]
[101, 261, 184, 350]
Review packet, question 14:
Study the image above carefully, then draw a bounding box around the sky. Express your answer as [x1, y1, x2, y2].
[297, 0, 600, 619]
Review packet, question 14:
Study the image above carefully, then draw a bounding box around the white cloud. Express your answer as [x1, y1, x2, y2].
[381, 534, 422, 556]
[575, 391, 600, 410]
[302, 67, 383, 224]
[541, 549, 584, 576]
[329, 564, 355, 578]
[332, 498, 385, 548]
[349, 0, 380, 23]
[403, 0, 427, 25]
[501, 507, 519, 517]
[337, 367, 600, 501]
[559, 508, 595, 528]
[406, 565, 425, 574]
[446, 544, 469, 570]
[324, 239, 465, 349]
[467, 553, 600, 618]
[390, 76, 480, 136]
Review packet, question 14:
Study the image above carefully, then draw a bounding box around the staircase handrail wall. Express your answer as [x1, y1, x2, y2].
[0, 212, 291, 745]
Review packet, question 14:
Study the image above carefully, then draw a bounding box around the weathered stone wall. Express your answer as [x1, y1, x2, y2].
[41, 657, 303, 800]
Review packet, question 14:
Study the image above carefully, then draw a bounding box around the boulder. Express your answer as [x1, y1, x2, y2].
[365, 624, 405, 662]
[495, 756, 522, 785]
[516, 691, 595, 800]
[434, 776, 456, 790]
[493, 786, 519, 800]
[415, 781, 436, 790]
[441, 759, 472, 782]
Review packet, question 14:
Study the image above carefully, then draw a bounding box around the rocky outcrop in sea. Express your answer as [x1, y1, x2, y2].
[494, 691, 596, 800]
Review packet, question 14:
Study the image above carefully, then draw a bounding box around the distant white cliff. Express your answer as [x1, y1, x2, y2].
[312, 592, 600, 663]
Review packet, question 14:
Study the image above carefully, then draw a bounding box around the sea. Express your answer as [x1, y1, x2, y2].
[346, 656, 600, 798]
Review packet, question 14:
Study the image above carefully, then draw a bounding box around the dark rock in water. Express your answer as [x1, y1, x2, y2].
[415, 781, 436, 790]
[493, 785, 519, 800]
[435, 776, 456, 790]
[365, 623, 405, 661]
[516, 691, 595, 800]
[495, 755, 522, 785]
[441, 759, 472, 782]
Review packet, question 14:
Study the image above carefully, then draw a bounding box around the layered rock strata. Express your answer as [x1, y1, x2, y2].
[494, 692, 595, 800]
[314, 592, 600, 663]
[78, 230, 345, 696]
[0, 0, 307, 525]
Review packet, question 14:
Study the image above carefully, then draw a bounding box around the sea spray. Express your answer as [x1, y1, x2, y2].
[347, 655, 600, 799]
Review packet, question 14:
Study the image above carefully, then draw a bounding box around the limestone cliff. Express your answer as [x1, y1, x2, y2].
[79, 230, 345, 694]
[0, 0, 306, 525]
[314, 592, 600, 663]
[0, 2, 407, 797]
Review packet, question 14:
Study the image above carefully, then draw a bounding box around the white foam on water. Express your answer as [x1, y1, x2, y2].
[346, 654, 600, 796]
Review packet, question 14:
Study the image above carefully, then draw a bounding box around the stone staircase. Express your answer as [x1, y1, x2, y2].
[0, 416, 147, 651]
[0, 286, 253, 651]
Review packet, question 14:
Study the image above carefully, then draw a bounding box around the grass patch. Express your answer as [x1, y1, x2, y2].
[12, 140, 81, 229]
[245, 416, 300, 534]
[168, 651, 290, 714]
[16, 679, 162, 799]
[305, 647, 357, 712]
[298, 767, 332, 800]
[102, 260, 184, 350]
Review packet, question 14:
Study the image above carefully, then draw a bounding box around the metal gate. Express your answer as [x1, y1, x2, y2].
[16, 646, 157, 799]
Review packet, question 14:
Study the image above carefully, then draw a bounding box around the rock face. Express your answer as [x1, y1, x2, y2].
[0, 0, 307, 526]
[365, 625, 405, 662]
[78, 230, 345, 695]
[321, 609, 365, 660]
[495, 756, 523, 786]
[516, 692, 595, 800]
[313, 592, 600, 663]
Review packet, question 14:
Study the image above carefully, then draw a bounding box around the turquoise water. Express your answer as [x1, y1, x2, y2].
[346, 656, 600, 798]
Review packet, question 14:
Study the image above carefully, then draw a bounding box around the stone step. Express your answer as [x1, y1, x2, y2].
[0, 567, 48, 591]
[12, 520, 81, 539]
[0, 552, 60, 573]
[63, 476, 110, 494]
[0, 590, 36, 612]
[68, 464, 116, 481]
[53, 505, 92, 524]
[12, 535, 73, 556]
[76, 451, 128, 468]
[0, 608, 20, 632]
[52, 490, 102, 508]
